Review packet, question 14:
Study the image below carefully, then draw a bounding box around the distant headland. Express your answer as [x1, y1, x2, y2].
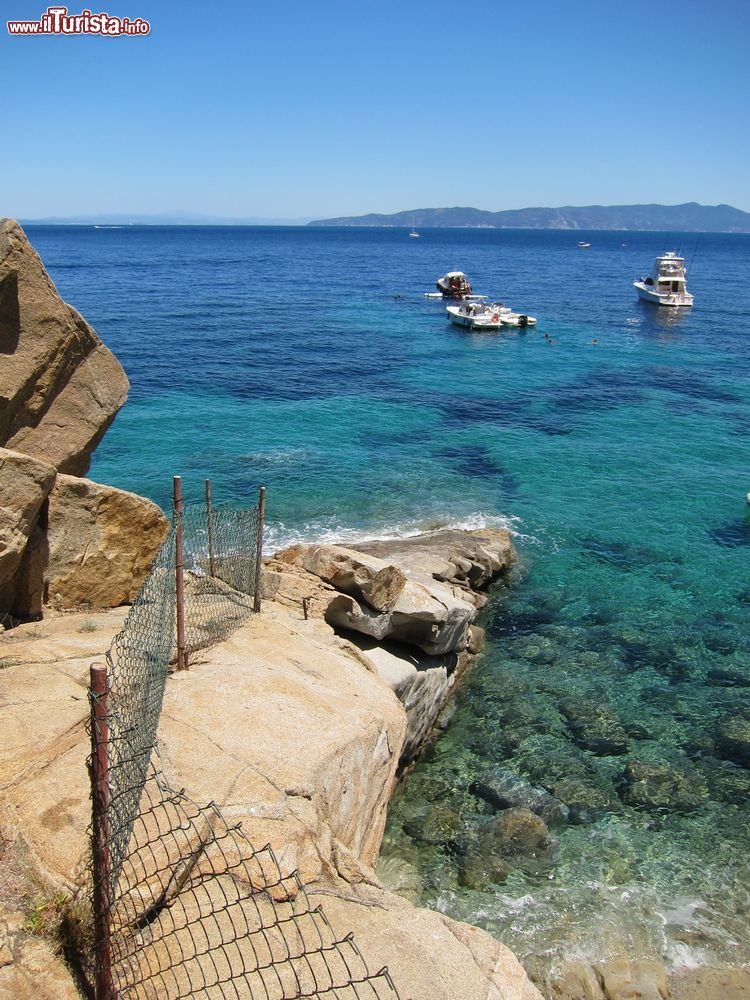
[308, 202, 750, 232]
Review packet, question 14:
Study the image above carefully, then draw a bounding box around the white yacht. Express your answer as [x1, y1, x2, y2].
[634, 251, 694, 307]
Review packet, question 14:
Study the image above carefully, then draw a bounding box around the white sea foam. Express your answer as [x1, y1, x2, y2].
[264, 510, 529, 555]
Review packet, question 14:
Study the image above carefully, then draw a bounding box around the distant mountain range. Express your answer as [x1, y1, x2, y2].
[308, 203, 750, 232]
[19, 211, 315, 226]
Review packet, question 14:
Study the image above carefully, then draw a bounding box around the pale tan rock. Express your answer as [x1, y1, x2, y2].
[279, 543, 477, 655]
[0, 219, 129, 476]
[276, 543, 408, 611]
[0, 933, 81, 1000]
[313, 885, 544, 1000]
[158, 609, 406, 883]
[549, 961, 605, 999]
[593, 957, 668, 1000]
[0, 449, 56, 608]
[668, 966, 750, 1000]
[0, 592, 541, 1000]
[345, 634, 468, 766]
[44, 474, 169, 608]
[354, 526, 515, 591]
[0, 609, 126, 883]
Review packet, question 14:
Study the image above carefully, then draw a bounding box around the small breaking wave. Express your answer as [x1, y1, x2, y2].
[264, 510, 529, 555]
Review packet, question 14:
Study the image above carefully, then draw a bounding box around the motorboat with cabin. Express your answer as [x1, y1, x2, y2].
[634, 251, 694, 307]
[436, 271, 473, 298]
[447, 301, 537, 330]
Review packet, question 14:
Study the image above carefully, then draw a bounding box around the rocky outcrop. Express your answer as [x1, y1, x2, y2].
[45, 475, 169, 608]
[0, 449, 56, 607]
[0, 600, 543, 1000]
[0, 221, 164, 621]
[0, 219, 128, 476]
[271, 528, 514, 766]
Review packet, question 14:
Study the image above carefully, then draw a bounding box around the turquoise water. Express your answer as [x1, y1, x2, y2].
[28, 225, 750, 982]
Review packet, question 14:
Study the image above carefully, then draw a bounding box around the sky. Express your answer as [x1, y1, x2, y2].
[2, 0, 749, 219]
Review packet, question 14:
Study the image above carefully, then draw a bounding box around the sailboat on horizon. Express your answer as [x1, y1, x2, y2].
[408, 216, 420, 238]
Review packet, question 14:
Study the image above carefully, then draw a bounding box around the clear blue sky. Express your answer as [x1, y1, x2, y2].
[3, 0, 749, 218]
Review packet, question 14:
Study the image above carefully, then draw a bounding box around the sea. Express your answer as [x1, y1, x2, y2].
[27, 224, 750, 984]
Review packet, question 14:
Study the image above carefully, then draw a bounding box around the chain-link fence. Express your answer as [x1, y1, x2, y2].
[85, 480, 400, 1000]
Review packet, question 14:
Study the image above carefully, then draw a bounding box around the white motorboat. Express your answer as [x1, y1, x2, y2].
[634, 251, 694, 307]
[447, 300, 538, 330]
[436, 271, 473, 298]
[446, 301, 505, 330]
[577, 241, 591, 248]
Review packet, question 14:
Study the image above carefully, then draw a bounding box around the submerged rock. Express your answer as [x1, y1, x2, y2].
[470, 767, 569, 825]
[482, 807, 551, 858]
[560, 698, 629, 756]
[457, 851, 511, 891]
[619, 758, 709, 812]
[717, 717, 750, 769]
[513, 734, 620, 821]
[403, 801, 462, 845]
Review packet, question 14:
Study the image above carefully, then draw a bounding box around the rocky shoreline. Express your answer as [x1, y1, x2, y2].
[2, 218, 748, 999]
[1, 526, 546, 999]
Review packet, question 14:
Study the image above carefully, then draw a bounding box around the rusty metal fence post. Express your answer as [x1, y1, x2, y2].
[205, 478, 216, 577]
[89, 662, 115, 1000]
[253, 486, 266, 613]
[174, 476, 187, 670]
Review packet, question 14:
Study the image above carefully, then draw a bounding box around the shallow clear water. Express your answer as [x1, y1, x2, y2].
[28, 224, 750, 980]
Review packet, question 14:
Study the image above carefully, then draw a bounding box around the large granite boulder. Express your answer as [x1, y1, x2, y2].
[0, 219, 129, 476]
[0, 449, 56, 610]
[44, 475, 169, 608]
[276, 543, 478, 655]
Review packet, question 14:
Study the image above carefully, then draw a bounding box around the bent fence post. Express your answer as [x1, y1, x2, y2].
[174, 475, 187, 670]
[89, 662, 115, 1000]
[253, 486, 266, 613]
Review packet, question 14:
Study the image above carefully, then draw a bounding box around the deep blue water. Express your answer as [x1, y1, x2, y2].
[27, 224, 750, 983]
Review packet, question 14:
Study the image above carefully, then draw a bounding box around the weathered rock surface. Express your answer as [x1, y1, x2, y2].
[353, 527, 514, 599]
[0, 221, 163, 621]
[0, 219, 129, 476]
[276, 542, 478, 655]
[0, 911, 81, 1000]
[549, 957, 669, 1000]
[271, 528, 515, 766]
[0, 599, 543, 1000]
[345, 633, 468, 766]
[45, 474, 169, 609]
[0, 449, 56, 610]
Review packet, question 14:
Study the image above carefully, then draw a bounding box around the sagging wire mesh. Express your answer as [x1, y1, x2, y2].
[103, 763, 400, 999]
[86, 487, 400, 999]
[181, 500, 259, 659]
